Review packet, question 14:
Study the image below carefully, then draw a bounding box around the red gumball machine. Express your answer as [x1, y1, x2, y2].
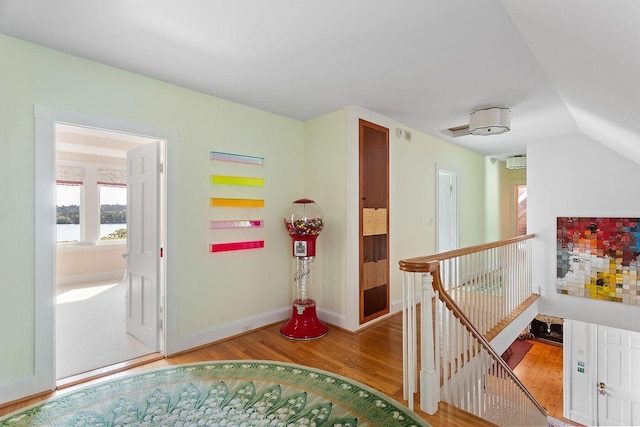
[280, 199, 328, 340]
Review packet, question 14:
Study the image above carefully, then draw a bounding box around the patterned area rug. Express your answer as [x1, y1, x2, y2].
[548, 415, 577, 426]
[504, 339, 533, 370]
[0, 361, 430, 426]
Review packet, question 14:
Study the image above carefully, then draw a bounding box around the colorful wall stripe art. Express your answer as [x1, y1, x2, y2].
[557, 217, 640, 305]
[209, 151, 265, 253]
[210, 240, 265, 252]
[210, 198, 264, 208]
[210, 175, 264, 186]
[210, 151, 264, 165]
[209, 220, 264, 229]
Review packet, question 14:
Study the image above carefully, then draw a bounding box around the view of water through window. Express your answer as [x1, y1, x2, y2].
[56, 183, 127, 243]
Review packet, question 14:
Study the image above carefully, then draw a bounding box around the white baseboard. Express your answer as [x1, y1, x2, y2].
[0, 375, 43, 406]
[167, 307, 291, 355]
[390, 297, 406, 314]
[317, 307, 348, 329]
[323, 298, 403, 333]
[56, 270, 125, 287]
[168, 300, 403, 356]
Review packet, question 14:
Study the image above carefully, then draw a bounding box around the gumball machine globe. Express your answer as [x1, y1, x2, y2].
[280, 199, 328, 340]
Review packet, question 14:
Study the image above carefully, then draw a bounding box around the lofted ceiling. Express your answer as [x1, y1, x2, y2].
[1, 0, 638, 161]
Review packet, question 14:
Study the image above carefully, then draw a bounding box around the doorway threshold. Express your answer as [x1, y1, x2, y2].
[56, 352, 164, 390]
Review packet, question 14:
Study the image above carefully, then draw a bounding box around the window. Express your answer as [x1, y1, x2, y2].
[516, 184, 527, 236]
[56, 164, 127, 244]
[100, 185, 127, 240]
[56, 183, 82, 243]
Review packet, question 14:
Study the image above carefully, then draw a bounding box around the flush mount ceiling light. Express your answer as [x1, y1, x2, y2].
[506, 155, 526, 170]
[469, 107, 511, 135]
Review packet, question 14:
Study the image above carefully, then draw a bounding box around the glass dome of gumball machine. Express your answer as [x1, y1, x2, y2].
[280, 199, 328, 340]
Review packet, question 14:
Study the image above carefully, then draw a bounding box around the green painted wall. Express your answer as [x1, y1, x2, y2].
[0, 32, 514, 395]
[303, 110, 347, 314]
[390, 127, 493, 301]
[0, 34, 304, 381]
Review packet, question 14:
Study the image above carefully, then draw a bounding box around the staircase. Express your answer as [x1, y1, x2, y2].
[400, 235, 548, 426]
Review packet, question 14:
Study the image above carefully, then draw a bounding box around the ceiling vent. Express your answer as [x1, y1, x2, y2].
[469, 107, 511, 135]
[506, 155, 526, 170]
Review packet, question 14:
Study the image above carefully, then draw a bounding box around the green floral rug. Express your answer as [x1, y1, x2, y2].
[1, 360, 430, 426]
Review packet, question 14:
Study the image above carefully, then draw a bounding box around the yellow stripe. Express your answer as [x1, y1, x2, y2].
[210, 198, 265, 208]
[210, 175, 264, 186]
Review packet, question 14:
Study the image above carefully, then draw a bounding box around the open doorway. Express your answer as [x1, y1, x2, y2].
[436, 164, 459, 253]
[515, 184, 527, 236]
[436, 164, 460, 286]
[55, 124, 164, 381]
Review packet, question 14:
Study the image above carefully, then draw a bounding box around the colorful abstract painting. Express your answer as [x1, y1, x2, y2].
[557, 217, 640, 304]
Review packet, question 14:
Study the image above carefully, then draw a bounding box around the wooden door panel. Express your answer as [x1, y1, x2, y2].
[363, 208, 387, 235]
[363, 285, 388, 319]
[360, 124, 388, 209]
[363, 235, 387, 263]
[359, 119, 389, 323]
[362, 260, 387, 290]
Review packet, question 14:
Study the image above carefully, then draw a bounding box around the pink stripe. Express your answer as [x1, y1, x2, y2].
[210, 240, 265, 252]
[209, 220, 264, 229]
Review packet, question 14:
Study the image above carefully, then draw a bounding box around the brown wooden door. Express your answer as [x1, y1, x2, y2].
[359, 119, 390, 323]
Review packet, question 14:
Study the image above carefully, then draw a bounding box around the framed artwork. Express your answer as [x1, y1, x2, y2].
[557, 217, 640, 305]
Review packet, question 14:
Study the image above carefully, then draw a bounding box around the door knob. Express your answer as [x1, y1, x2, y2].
[598, 382, 606, 396]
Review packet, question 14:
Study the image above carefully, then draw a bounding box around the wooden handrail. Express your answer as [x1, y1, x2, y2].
[399, 234, 535, 272]
[400, 244, 547, 417]
[432, 263, 547, 416]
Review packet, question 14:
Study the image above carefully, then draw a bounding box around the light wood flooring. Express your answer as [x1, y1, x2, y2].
[1, 313, 576, 426]
[514, 339, 582, 425]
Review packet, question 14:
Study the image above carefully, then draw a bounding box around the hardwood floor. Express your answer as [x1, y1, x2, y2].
[0, 312, 492, 426]
[1, 314, 587, 426]
[1, 315, 588, 426]
[514, 339, 583, 426]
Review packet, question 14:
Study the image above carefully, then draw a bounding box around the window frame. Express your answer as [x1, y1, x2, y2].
[55, 181, 83, 244]
[56, 162, 127, 246]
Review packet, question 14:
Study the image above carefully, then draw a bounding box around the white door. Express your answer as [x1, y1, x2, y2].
[437, 166, 459, 286]
[597, 324, 640, 426]
[126, 142, 161, 350]
[437, 167, 459, 253]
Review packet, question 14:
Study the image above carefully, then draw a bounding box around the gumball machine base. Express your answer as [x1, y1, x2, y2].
[280, 299, 328, 340]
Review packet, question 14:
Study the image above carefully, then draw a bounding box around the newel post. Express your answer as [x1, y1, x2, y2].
[402, 270, 417, 409]
[420, 271, 440, 414]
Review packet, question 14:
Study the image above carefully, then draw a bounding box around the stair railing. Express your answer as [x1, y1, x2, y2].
[400, 235, 547, 426]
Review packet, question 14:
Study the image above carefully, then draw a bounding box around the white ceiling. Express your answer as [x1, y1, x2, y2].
[1, 0, 638, 161]
[56, 124, 154, 160]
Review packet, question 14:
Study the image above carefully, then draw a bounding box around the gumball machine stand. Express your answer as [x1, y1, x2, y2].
[281, 199, 328, 340]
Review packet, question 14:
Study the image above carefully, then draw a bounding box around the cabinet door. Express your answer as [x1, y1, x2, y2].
[359, 119, 389, 323]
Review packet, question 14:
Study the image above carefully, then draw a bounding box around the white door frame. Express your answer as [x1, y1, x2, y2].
[436, 163, 460, 287]
[436, 163, 460, 253]
[33, 105, 176, 396]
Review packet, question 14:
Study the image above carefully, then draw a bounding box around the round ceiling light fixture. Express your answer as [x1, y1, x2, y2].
[506, 155, 526, 170]
[469, 107, 511, 135]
